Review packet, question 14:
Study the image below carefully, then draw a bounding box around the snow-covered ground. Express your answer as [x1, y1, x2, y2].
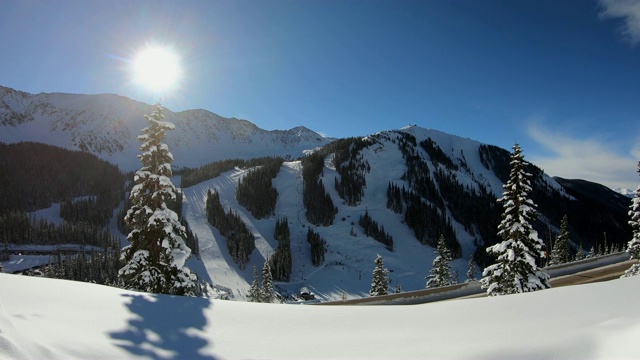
[1, 273, 639, 359]
[3, 126, 582, 302]
[177, 129, 497, 301]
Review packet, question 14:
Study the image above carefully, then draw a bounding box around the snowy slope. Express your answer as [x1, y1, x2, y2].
[2, 86, 628, 303]
[0, 86, 330, 171]
[1, 273, 639, 359]
[177, 126, 575, 301]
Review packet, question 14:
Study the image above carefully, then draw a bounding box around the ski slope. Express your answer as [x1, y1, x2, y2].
[177, 127, 567, 301]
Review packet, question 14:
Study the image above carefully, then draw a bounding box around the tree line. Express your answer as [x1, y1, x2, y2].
[236, 157, 283, 219]
[331, 137, 374, 206]
[359, 209, 394, 252]
[301, 152, 337, 226]
[0, 210, 120, 248]
[270, 216, 292, 281]
[205, 189, 255, 270]
[307, 227, 326, 267]
[41, 246, 123, 286]
[0, 141, 125, 213]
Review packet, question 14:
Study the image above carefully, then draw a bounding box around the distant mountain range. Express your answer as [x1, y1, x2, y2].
[0, 85, 330, 171]
[0, 85, 633, 298]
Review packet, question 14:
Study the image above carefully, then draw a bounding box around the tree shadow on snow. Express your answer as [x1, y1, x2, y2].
[110, 294, 217, 359]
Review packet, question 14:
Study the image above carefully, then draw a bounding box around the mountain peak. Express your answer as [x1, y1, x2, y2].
[0, 86, 332, 170]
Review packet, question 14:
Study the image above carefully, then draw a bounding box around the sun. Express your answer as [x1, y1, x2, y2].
[132, 46, 182, 91]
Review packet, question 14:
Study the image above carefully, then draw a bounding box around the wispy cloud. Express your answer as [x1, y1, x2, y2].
[599, 0, 640, 45]
[527, 123, 639, 190]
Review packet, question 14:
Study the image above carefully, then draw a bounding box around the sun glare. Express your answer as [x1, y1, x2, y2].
[132, 46, 182, 92]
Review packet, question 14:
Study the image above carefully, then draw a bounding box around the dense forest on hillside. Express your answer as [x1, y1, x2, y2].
[301, 152, 337, 226]
[236, 157, 284, 219]
[359, 209, 394, 251]
[306, 227, 326, 267]
[205, 189, 255, 270]
[331, 138, 374, 206]
[388, 132, 461, 257]
[0, 142, 126, 266]
[0, 210, 120, 248]
[270, 216, 292, 281]
[0, 142, 125, 213]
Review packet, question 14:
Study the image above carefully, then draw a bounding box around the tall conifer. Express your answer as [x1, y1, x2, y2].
[426, 235, 453, 288]
[623, 161, 640, 277]
[118, 104, 197, 295]
[261, 260, 275, 303]
[549, 214, 572, 265]
[480, 144, 550, 296]
[370, 254, 390, 296]
[248, 265, 261, 302]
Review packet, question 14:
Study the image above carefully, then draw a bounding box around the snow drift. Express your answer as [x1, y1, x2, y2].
[1, 273, 639, 359]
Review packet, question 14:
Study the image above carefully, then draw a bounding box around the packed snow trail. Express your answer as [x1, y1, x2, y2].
[181, 168, 276, 301]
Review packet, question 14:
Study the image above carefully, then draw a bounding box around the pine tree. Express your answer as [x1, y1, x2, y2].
[248, 265, 261, 302]
[426, 235, 453, 288]
[261, 260, 275, 303]
[118, 104, 197, 296]
[370, 254, 389, 296]
[480, 144, 550, 296]
[574, 243, 586, 261]
[549, 214, 572, 265]
[588, 246, 596, 258]
[466, 254, 476, 282]
[623, 161, 640, 277]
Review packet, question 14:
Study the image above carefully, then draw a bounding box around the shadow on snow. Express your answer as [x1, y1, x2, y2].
[110, 293, 217, 359]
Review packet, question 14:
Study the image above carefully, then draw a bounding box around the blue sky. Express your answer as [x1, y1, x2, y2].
[1, 0, 639, 190]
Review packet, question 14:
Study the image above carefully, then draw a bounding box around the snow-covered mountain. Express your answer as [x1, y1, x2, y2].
[173, 125, 629, 300]
[0, 86, 330, 171]
[1, 86, 633, 302]
[614, 187, 636, 198]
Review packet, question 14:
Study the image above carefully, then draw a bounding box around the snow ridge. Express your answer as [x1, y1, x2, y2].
[0, 86, 330, 171]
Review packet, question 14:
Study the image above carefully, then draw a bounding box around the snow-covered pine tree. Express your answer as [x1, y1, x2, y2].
[426, 235, 453, 288]
[623, 161, 640, 277]
[119, 104, 197, 296]
[466, 254, 476, 282]
[549, 214, 571, 265]
[574, 243, 586, 261]
[370, 254, 389, 296]
[480, 144, 550, 296]
[248, 265, 261, 302]
[261, 260, 275, 303]
[588, 246, 596, 258]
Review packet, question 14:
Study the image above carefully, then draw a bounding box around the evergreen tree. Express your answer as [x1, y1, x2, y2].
[549, 214, 572, 265]
[480, 144, 550, 296]
[261, 260, 275, 303]
[370, 254, 390, 296]
[466, 254, 476, 282]
[248, 265, 261, 302]
[426, 235, 453, 288]
[574, 243, 586, 261]
[587, 246, 596, 258]
[118, 104, 197, 296]
[623, 161, 640, 277]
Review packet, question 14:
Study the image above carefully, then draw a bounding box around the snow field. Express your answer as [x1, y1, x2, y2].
[1, 273, 639, 359]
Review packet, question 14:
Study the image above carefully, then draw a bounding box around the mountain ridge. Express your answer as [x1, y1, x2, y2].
[0, 85, 633, 299]
[0, 85, 330, 171]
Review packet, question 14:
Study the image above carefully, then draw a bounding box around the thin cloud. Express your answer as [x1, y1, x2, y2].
[599, 0, 640, 45]
[527, 123, 639, 190]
